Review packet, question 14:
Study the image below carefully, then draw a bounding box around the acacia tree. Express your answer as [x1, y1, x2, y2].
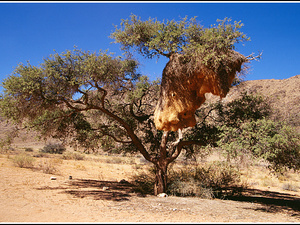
[1, 15, 256, 195]
[110, 14, 256, 193]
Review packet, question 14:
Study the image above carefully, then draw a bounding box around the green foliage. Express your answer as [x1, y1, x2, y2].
[218, 119, 300, 173]
[184, 92, 270, 147]
[111, 14, 249, 58]
[211, 91, 271, 127]
[111, 14, 252, 74]
[0, 47, 138, 121]
[40, 142, 66, 154]
[184, 91, 300, 173]
[0, 48, 142, 151]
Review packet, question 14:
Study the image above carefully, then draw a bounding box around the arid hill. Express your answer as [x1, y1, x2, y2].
[228, 74, 300, 132]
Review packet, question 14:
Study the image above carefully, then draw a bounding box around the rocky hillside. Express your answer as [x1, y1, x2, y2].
[1, 75, 299, 149]
[229, 74, 300, 132]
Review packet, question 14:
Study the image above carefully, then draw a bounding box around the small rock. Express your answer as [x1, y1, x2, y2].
[119, 179, 128, 184]
[50, 177, 56, 180]
[69, 176, 72, 180]
[102, 186, 109, 191]
[157, 193, 168, 197]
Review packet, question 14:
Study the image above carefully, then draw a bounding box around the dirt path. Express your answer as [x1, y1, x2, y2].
[0, 156, 299, 222]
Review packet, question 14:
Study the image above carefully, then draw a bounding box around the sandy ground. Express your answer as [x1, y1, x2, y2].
[0, 154, 299, 223]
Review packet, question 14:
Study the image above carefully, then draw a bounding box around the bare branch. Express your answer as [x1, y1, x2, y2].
[92, 127, 133, 144]
[167, 139, 204, 163]
[246, 51, 263, 61]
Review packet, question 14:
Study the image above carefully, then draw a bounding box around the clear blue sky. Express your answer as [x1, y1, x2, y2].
[1, 1, 300, 93]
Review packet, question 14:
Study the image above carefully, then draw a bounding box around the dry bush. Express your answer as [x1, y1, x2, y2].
[62, 151, 85, 160]
[37, 158, 60, 174]
[281, 182, 299, 192]
[24, 147, 33, 152]
[40, 142, 66, 154]
[74, 162, 87, 171]
[168, 178, 214, 199]
[104, 156, 124, 164]
[130, 161, 242, 197]
[168, 161, 241, 198]
[12, 153, 35, 168]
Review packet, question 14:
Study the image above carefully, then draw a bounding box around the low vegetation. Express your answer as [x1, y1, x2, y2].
[12, 153, 35, 168]
[40, 143, 66, 154]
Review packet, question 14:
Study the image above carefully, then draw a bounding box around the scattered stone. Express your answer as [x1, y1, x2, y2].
[102, 186, 109, 191]
[50, 177, 56, 180]
[157, 193, 168, 197]
[69, 176, 72, 180]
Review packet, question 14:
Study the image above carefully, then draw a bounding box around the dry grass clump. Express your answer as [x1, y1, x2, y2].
[95, 155, 136, 165]
[281, 182, 299, 192]
[168, 161, 241, 198]
[12, 153, 35, 168]
[168, 177, 214, 199]
[37, 158, 62, 174]
[62, 151, 85, 160]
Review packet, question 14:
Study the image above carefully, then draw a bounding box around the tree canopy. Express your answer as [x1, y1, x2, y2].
[110, 14, 254, 74]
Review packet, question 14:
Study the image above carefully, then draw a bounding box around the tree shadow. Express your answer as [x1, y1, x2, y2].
[36, 178, 136, 201]
[222, 187, 300, 217]
[63, 179, 136, 201]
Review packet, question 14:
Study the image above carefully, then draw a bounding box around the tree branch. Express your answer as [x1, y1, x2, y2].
[88, 103, 153, 163]
[246, 52, 263, 61]
[167, 139, 204, 163]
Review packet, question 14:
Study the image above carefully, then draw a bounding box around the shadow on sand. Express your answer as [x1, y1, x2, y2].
[37, 178, 300, 216]
[223, 187, 300, 217]
[64, 179, 135, 201]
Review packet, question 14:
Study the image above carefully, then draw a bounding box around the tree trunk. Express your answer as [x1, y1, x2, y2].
[154, 163, 168, 195]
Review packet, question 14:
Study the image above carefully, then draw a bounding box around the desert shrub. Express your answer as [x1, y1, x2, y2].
[33, 152, 47, 158]
[24, 147, 33, 152]
[281, 182, 299, 192]
[168, 177, 214, 199]
[62, 151, 85, 160]
[37, 158, 59, 174]
[130, 161, 241, 197]
[105, 156, 123, 164]
[40, 142, 66, 154]
[168, 161, 241, 198]
[12, 153, 35, 168]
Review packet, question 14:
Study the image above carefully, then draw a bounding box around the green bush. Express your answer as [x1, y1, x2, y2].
[218, 119, 300, 173]
[13, 153, 35, 168]
[40, 143, 66, 154]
